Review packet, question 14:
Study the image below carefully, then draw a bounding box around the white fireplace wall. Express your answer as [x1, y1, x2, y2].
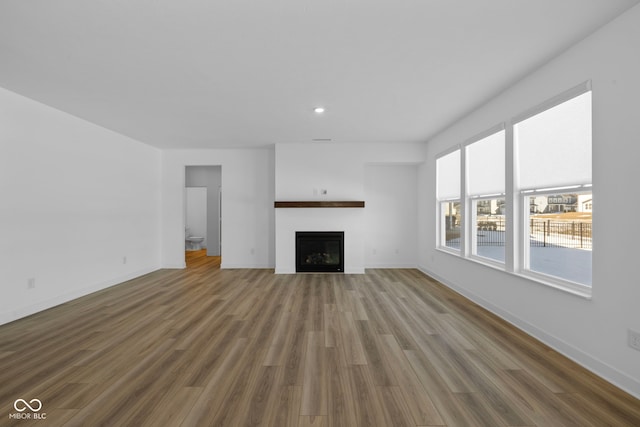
[276, 209, 364, 273]
[274, 142, 424, 273]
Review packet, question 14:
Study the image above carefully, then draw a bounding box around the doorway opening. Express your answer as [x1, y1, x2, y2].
[185, 250, 221, 269]
[185, 165, 222, 268]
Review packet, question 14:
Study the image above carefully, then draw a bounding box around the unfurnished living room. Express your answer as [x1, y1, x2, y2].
[1, 1, 640, 426]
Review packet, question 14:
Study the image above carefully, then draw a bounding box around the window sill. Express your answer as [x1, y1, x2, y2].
[515, 270, 592, 299]
[436, 246, 461, 257]
[435, 247, 592, 300]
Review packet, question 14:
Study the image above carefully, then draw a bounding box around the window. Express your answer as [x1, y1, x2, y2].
[515, 87, 592, 287]
[524, 191, 592, 285]
[435, 81, 593, 295]
[465, 129, 506, 263]
[436, 149, 461, 251]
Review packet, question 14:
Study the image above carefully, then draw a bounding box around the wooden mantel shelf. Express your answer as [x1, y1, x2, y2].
[274, 201, 365, 208]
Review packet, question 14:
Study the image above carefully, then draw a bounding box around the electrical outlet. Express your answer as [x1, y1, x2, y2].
[628, 329, 640, 351]
[27, 278, 35, 289]
[123, 256, 127, 264]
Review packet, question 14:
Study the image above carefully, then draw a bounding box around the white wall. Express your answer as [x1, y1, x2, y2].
[420, 4, 640, 397]
[274, 142, 424, 273]
[161, 148, 275, 269]
[0, 87, 161, 325]
[364, 164, 418, 268]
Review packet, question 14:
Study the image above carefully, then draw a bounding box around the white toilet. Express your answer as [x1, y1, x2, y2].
[186, 236, 205, 250]
[185, 227, 205, 251]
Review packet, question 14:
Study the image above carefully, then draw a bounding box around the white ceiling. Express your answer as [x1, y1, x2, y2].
[1, 0, 638, 149]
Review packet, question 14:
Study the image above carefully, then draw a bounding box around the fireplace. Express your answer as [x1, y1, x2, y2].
[296, 231, 344, 273]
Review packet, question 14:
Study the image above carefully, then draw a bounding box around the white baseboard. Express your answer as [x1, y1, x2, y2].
[418, 265, 640, 400]
[161, 263, 186, 269]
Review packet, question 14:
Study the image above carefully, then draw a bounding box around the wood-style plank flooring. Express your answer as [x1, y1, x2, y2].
[1, 250, 639, 426]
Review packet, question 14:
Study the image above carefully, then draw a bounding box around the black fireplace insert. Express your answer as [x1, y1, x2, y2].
[296, 231, 344, 273]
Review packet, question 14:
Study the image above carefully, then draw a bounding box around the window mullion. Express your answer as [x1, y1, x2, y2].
[460, 147, 468, 257]
[505, 122, 517, 273]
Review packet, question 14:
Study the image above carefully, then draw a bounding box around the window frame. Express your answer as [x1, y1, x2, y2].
[434, 81, 593, 298]
[518, 185, 593, 295]
[468, 195, 507, 266]
[463, 125, 506, 267]
[435, 146, 462, 254]
[513, 81, 592, 295]
[438, 198, 462, 252]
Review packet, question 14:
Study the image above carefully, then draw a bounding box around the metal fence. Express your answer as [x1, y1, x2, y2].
[476, 218, 506, 247]
[446, 217, 592, 250]
[529, 219, 592, 249]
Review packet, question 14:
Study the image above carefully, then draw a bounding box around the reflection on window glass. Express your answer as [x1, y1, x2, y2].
[474, 198, 505, 262]
[442, 201, 461, 249]
[527, 192, 592, 285]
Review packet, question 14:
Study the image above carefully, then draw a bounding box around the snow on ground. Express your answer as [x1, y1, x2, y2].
[446, 231, 592, 286]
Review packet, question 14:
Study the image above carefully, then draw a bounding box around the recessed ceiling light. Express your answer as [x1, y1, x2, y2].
[313, 107, 325, 113]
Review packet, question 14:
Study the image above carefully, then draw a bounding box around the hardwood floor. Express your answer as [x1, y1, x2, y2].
[186, 250, 221, 269]
[1, 254, 639, 426]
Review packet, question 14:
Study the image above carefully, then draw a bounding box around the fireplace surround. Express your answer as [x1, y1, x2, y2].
[296, 231, 344, 272]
